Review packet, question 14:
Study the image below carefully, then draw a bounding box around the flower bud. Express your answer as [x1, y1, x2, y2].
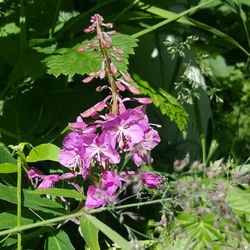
[82, 76, 93, 83]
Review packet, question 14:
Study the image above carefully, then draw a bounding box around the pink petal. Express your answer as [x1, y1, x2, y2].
[134, 97, 152, 104]
[116, 81, 126, 91]
[128, 86, 140, 94]
[82, 76, 93, 83]
[81, 107, 96, 118]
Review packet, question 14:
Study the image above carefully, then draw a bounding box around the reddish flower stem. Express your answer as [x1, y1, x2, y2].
[96, 22, 118, 114]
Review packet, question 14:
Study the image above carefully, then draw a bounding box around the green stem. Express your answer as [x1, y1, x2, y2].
[0, 198, 169, 237]
[237, 0, 250, 49]
[132, 0, 217, 39]
[193, 98, 206, 164]
[17, 156, 22, 250]
[49, 0, 62, 38]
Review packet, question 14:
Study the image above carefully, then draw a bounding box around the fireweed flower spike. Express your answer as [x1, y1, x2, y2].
[27, 14, 162, 211]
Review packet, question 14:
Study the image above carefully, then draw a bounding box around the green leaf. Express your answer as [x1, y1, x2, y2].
[0, 142, 16, 164]
[82, 214, 131, 249]
[45, 230, 75, 250]
[226, 186, 250, 217]
[133, 0, 219, 38]
[80, 216, 100, 250]
[133, 75, 188, 131]
[30, 188, 85, 200]
[176, 213, 223, 249]
[0, 183, 65, 215]
[0, 163, 17, 173]
[136, 1, 250, 57]
[0, 23, 20, 37]
[26, 143, 60, 162]
[0, 210, 34, 230]
[209, 55, 234, 78]
[43, 33, 137, 78]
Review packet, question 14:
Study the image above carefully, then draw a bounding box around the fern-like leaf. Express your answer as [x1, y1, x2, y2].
[133, 75, 188, 131]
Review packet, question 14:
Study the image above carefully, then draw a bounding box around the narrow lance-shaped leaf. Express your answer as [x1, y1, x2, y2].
[135, 0, 250, 56]
[82, 214, 131, 250]
[0, 183, 65, 215]
[0, 163, 17, 173]
[80, 216, 100, 250]
[30, 188, 85, 200]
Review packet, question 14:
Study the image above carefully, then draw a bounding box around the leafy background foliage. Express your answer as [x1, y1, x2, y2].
[0, 0, 249, 249]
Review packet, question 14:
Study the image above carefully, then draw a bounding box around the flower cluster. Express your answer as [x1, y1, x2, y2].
[27, 14, 162, 209]
[58, 106, 160, 179]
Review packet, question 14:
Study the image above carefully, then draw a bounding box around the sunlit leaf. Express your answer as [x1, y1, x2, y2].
[43, 33, 137, 78]
[31, 188, 85, 200]
[0, 210, 34, 230]
[83, 214, 131, 249]
[45, 230, 75, 250]
[226, 186, 250, 217]
[0, 23, 20, 37]
[0, 163, 17, 173]
[0, 183, 65, 215]
[176, 213, 224, 249]
[133, 75, 188, 131]
[80, 216, 100, 250]
[26, 143, 61, 162]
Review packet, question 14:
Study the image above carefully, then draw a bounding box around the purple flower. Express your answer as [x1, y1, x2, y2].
[84, 132, 120, 168]
[58, 132, 96, 178]
[132, 128, 161, 166]
[58, 132, 85, 168]
[37, 175, 60, 189]
[140, 171, 161, 189]
[103, 108, 145, 149]
[27, 167, 60, 189]
[102, 171, 123, 196]
[85, 185, 109, 208]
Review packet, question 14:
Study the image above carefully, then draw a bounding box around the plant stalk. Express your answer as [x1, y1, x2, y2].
[0, 198, 169, 237]
[17, 156, 22, 250]
[97, 23, 118, 114]
[49, 0, 62, 38]
[193, 98, 206, 164]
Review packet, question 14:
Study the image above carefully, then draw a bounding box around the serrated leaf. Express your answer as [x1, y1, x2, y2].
[0, 23, 20, 37]
[133, 75, 188, 131]
[176, 213, 223, 249]
[43, 33, 137, 78]
[31, 188, 85, 200]
[45, 230, 75, 250]
[26, 143, 60, 162]
[0, 183, 65, 215]
[226, 186, 250, 217]
[80, 216, 100, 250]
[0, 163, 17, 173]
[0, 142, 16, 164]
[54, 11, 80, 34]
[82, 214, 131, 249]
